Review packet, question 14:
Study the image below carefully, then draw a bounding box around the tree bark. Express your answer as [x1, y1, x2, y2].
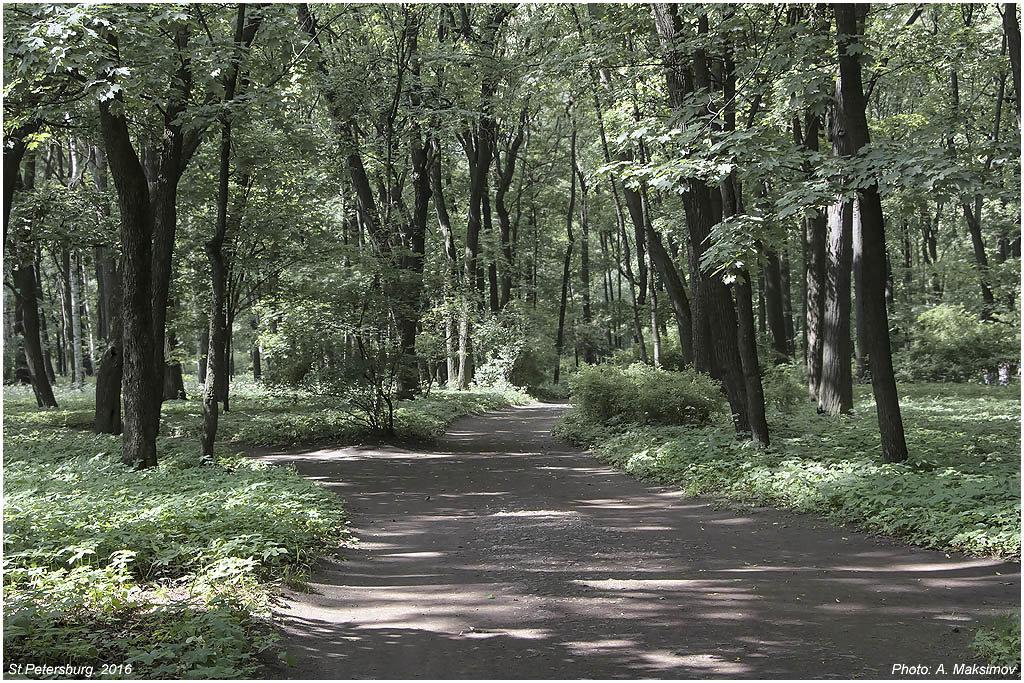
[554, 122, 577, 384]
[70, 250, 85, 389]
[202, 5, 261, 457]
[11, 240, 59, 408]
[763, 247, 789, 362]
[1003, 3, 1021, 125]
[818, 200, 854, 416]
[835, 3, 908, 462]
[98, 88, 158, 468]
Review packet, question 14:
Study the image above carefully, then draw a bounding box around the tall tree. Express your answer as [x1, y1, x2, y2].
[835, 3, 908, 463]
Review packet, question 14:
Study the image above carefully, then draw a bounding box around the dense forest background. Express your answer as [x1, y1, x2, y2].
[4, 2, 1020, 458]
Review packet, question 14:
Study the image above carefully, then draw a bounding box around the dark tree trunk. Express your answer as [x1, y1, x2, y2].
[94, 276, 124, 434]
[835, 4, 908, 462]
[197, 325, 209, 383]
[781, 247, 795, 355]
[99, 91, 158, 468]
[495, 114, 525, 309]
[161, 328, 186, 400]
[12, 252, 59, 408]
[763, 247, 789, 362]
[202, 5, 261, 456]
[575, 145, 596, 364]
[1004, 3, 1021, 125]
[818, 200, 854, 416]
[735, 269, 770, 448]
[3, 123, 37, 246]
[652, 4, 750, 435]
[554, 124, 577, 384]
[202, 121, 232, 457]
[34, 246, 57, 384]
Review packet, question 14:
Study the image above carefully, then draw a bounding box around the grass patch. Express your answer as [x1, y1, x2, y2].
[556, 382, 1020, 558]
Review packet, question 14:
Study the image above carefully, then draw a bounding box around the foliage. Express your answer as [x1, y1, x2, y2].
[970, 612, 1022, 669]
[568, 363, 724, 427]
[3, 401, 350, 678]
[761, 363, 806, 413]
[557, 383, 1021, 557]
[894, 305, 1019, 383]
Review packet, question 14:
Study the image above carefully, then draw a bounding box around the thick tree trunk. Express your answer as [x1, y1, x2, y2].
[99, 93, 158, 468]
[818, 200, 854, 416]
[835, 4, 908, 462]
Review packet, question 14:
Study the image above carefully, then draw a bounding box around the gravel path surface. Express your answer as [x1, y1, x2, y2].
[255, 403, 1020, 679]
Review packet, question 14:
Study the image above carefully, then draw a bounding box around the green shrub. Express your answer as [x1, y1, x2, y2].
[569, 363, 723, 426]
[970, 612, 1021, 669]
[762, 363, 805, 412]
[894, 304, 1018, 382]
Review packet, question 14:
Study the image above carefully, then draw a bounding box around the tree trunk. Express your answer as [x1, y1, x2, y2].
[575, 145, 596, 364]
[98, 91, 158, 468]
[12, 250, 59, 408]
[80, 255, 97, 375]
[835, 4, 908, 462]
[161, 328, 186, 400]
[763, 247, 789, 362]
[1003, 3, 1021, 125]
[735, 268, 770, 448]
[818, 200, 854, 416]
[646, 226, 693, 366]
[70, 250, 85, 389]
[781, 246, 795, 355]
[648, 258, 660, 367]
[197, 325, 209, 383]
[554, 122, 577, 384]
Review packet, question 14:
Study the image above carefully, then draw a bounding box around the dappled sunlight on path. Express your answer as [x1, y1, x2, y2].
[254, 403, 1020, 679]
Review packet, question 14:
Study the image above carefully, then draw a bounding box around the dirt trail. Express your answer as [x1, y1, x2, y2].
[256, 403, 1019, 679]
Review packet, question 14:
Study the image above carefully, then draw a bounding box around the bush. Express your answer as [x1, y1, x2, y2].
[971, 612, 1021, 669]
[895, 304, 1018, 382]
[762, 363, 805, 412]
[569, 363, 723, 426]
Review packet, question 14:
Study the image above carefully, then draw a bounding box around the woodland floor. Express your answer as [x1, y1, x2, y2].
[251, 403, 1019, 679]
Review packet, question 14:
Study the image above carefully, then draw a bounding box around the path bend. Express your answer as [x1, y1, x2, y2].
[256, 402, 1020, 679]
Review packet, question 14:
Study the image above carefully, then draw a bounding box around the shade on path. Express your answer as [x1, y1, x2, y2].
[256, 403, 1020, 679]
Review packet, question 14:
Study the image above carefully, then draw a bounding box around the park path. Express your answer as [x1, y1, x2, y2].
[256, 403, 1019, 679]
